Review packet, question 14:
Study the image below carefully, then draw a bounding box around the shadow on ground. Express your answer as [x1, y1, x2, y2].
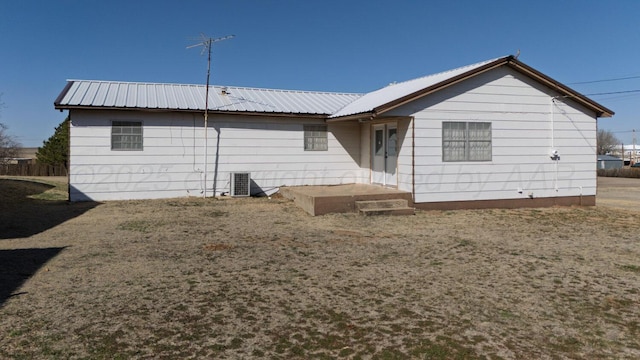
[0, 247, 66, 307]
[0, 179, 99, 239]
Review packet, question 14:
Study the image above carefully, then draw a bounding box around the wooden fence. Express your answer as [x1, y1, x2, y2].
[0, 163, 68, 176]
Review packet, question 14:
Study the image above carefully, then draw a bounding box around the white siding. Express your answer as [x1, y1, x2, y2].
[67, 65, 601, 205]
[69, 110, 364, 201]
[386, 67, 597, 204]
[359, 123, 371, 180]
[396, 118, 413, 193]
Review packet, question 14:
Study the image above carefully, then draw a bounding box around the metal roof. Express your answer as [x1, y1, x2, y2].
[54, 80, 362, 116]
[54, 56, 614, 120]
[330, 57, 505, 119]
[330, 55, 614, 120]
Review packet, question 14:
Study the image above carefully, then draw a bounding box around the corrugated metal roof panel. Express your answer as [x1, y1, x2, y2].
[55, 80, 363, 115]
[330, 57, 506, 118]
[69, 81, 89, 105]
[54, 56, 613, 119]
[105, 83, 118, 106]
[114, 83, 127, 107]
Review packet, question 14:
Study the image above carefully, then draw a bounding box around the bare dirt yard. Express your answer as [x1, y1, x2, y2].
[597, 176, 640, 212]
[1, 176, 639, 359]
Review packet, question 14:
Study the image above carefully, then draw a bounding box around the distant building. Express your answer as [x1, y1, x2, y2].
[2, 147, 37, 165]
[597, 155, 623, 170]
[610, 145, 640, 162]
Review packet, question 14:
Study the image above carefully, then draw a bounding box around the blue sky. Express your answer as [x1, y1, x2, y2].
[1, 1, 639, 147]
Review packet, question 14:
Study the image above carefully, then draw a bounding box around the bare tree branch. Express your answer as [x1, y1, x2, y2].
[0, 123, 21, 164]
[597, 129, 620, 155]
[0, 94, 22, 164]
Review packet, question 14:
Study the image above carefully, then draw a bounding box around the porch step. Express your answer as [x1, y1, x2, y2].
[355, 199, 415, 216]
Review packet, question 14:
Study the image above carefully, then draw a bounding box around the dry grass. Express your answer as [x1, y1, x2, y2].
[1, 178, 639, 359]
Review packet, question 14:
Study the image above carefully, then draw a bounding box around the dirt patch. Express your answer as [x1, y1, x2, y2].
[0, 179, 639, 359]
[597, 176, 640, 211]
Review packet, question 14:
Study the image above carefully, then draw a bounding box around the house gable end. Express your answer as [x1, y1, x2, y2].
[329, 56, 613, 121]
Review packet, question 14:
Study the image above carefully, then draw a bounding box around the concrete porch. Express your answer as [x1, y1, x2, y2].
[280, 184, 413, 216]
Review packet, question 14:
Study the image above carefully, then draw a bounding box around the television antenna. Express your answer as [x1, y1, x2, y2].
[187, 33, 235, 198]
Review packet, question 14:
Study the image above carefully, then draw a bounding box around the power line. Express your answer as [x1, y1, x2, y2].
[569, 75, 640, 85]
[596, 93, 640, 102]
[584, 89, 640, 96]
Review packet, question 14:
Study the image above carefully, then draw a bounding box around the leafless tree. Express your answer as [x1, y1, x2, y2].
[597, 129, 620, 155]
[0, 94, 21, 163]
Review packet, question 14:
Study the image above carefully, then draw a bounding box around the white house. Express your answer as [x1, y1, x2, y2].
[54, 56, 613, 209]
[610, 144, 640, 163]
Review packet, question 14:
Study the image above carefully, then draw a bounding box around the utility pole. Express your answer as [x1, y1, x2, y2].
[187, 34, 235, 198]
[633, 129, 637, 165]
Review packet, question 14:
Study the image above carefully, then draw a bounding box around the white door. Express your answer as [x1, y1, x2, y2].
[371, 123, 398, 187]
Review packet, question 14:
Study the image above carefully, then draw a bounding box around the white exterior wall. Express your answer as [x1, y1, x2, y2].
[396, 118, 413, 193]
[386, 67, 597, 204]
[69, 110, 364, 201]
[359, 123, 371, 180]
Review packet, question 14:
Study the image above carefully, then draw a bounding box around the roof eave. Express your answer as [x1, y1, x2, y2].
[53, 81, 74, 109]
[326, 112, 376, 123]
[54, 104, 329, 118]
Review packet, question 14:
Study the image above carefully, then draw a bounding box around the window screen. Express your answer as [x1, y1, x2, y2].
[442, 122, 491, 162]
[112, 121, 143, 151]
[304, 125, 328, 151]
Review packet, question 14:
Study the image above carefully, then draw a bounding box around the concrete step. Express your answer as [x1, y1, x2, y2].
[355, 199, 415, 216]
[359, 207, 416, 216]
[355, 199, 409, 210]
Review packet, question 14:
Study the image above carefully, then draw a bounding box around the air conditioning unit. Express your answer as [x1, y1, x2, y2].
[230, 172, 251, 197]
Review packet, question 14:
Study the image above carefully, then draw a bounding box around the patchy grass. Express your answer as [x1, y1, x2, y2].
[1, 178, 640, 359]
[619, 264, 640, 273]
[28, 182, 68, 201]
[0, 176, 68, 202]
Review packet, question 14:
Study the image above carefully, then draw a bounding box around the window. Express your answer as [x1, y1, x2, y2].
[304, 124, 328, 151]
[112, 121, 143, 150]
[374, 128, 384, 156]
[387, 127, 397, 157]
[442, 122, 491, 161]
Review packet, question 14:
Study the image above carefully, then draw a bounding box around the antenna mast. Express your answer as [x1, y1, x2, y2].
[187, 33, 235, 198]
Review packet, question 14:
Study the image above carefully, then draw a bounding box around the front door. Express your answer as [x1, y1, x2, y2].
[372, 123, 398, 187]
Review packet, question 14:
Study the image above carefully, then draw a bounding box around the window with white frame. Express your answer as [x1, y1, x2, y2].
[442, 122, 491, 161]
[111, 121, 143, 150]
[304, 124, 328, 151]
